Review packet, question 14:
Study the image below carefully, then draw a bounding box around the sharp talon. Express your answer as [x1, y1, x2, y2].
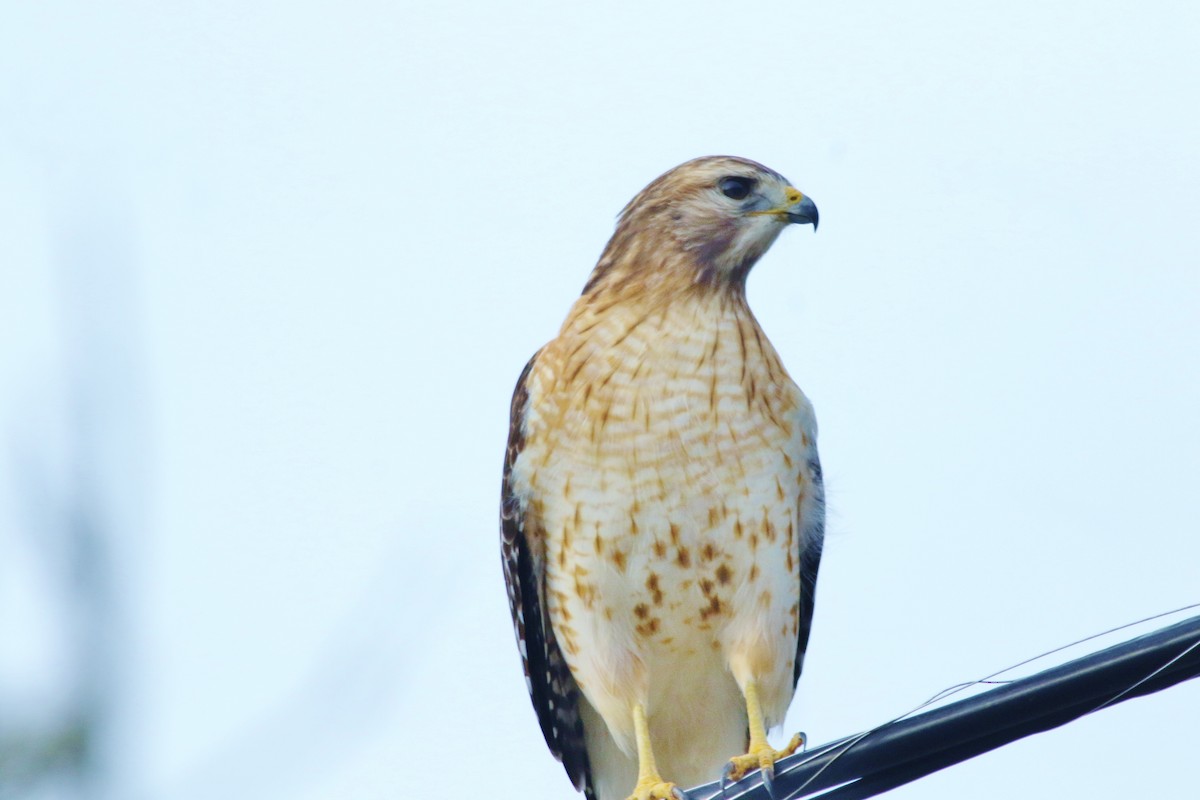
[761, 763, 778, 800]
[723, 752, 757, 789]
[721, 764, 738, 800]
[626, 780, 684, 800]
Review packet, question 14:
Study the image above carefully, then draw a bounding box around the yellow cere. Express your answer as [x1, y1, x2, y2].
[749, 187, 805, 218]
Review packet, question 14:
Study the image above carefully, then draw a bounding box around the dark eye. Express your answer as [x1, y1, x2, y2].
[719, 176, 755, 200]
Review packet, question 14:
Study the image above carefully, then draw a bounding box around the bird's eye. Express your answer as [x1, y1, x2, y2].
[719, 176, 755, 201]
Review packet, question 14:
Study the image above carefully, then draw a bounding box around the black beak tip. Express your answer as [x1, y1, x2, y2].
[785, 210, 818, 231]
[786, 197, 819, 231]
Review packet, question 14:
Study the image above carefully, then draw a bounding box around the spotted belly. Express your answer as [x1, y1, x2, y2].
[536, 430, 806, 764]
[511, 293, 816, 780]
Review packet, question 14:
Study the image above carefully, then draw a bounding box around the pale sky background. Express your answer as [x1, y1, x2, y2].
[2, 2, 1199, 799]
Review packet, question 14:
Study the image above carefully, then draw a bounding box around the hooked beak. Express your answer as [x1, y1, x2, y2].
[785, 191, 819, 231]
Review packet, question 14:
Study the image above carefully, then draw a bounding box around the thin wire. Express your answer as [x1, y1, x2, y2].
[695, 603, 1200, 800]
[917, 600, 1200, 708]
[1087, 635, 1200, 715]
[774, 600, 1200, 800]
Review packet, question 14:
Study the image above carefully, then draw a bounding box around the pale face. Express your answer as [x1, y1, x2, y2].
[635, 158, 818, 282]
[587, 156, 818, 295]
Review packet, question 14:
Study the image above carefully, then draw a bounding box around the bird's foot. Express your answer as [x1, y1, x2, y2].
[627, 777, 688, 800]
[721, 733, 804, 799]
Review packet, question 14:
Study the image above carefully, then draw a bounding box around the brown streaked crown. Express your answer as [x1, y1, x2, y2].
[581, 156, 801, 298]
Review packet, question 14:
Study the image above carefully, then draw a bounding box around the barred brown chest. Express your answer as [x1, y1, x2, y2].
[509, 291, 818, 779]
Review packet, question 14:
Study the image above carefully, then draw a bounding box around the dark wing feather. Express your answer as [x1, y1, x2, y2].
[794, 453, 826, 688]
[501, 353, 594, 799]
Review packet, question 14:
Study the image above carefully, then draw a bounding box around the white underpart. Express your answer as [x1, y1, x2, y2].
[512, 292, 820, 797]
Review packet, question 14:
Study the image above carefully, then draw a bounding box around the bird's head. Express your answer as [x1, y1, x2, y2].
[586, 156, 817, 296]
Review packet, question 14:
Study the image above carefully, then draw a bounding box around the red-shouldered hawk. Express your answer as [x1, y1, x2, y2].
[501, 156, 823, 800]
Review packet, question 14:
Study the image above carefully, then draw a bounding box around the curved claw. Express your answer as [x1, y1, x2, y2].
[719, 765, 734, 800]
[723, 731, 805, 799]
[723, 758, 748, 785]
[760, 763, 777, 800]
[627, 780, 686, 800]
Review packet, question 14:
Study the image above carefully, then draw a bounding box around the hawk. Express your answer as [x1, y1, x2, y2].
[501, 156, 824, 800]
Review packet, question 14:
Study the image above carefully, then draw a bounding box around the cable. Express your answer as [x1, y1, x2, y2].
[687, 607, 1200, 800]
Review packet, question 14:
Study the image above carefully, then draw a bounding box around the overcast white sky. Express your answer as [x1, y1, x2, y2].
[2, 2, 1199, 799]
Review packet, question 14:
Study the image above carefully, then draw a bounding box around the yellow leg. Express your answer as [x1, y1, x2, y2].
[724, 680, 804, 787]
[626, 703, 682, 800]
